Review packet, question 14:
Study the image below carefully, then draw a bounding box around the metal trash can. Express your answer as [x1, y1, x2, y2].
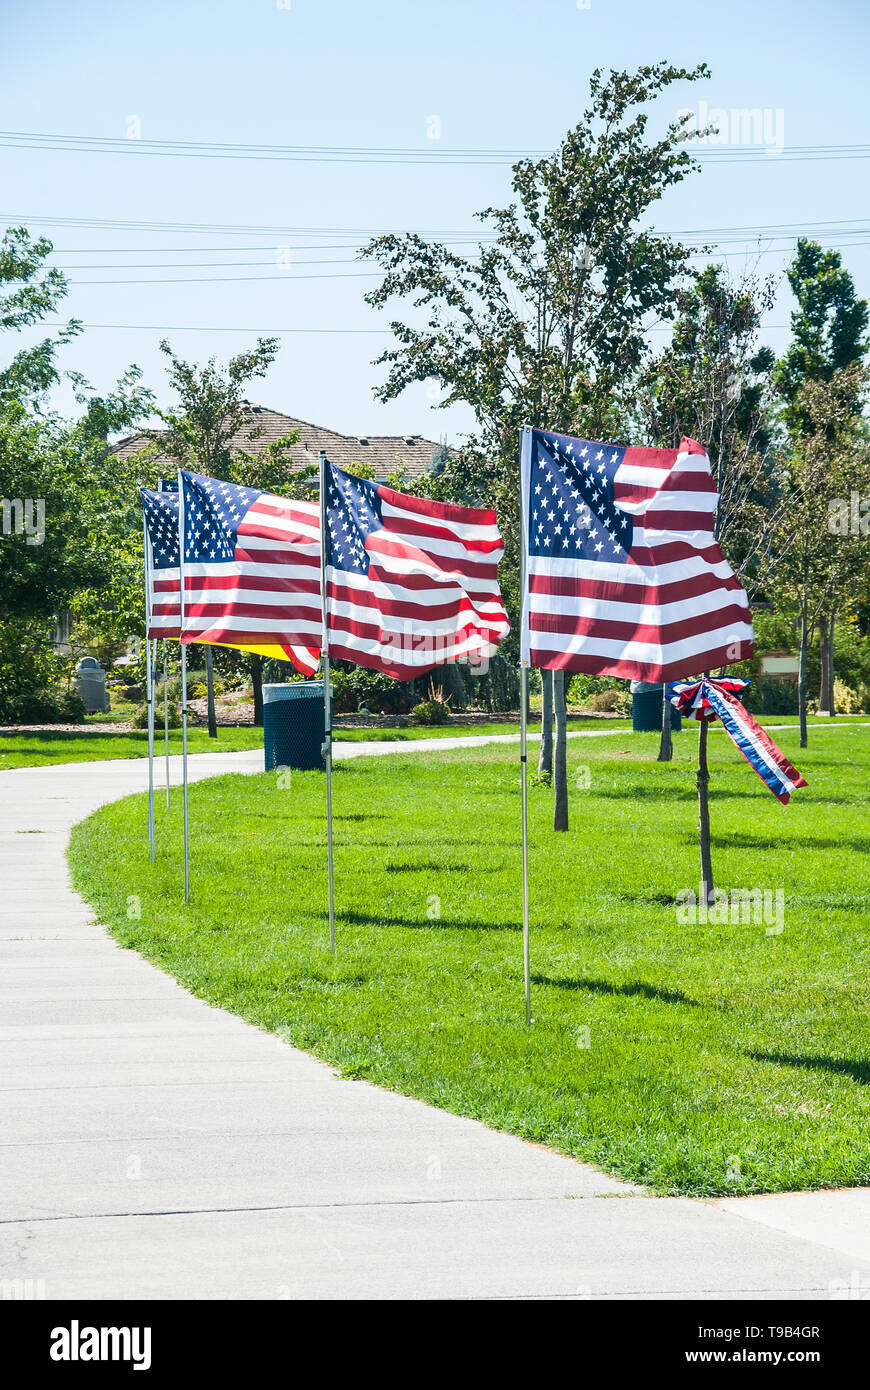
[630, 680, 681, 733]
[73, 656, 110, 713]
[263, 681, 331, 772]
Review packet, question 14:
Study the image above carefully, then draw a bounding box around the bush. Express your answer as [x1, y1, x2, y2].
[475, 654, 519, 712]
[568, 673, 623, 703]
[331, 666, 415, 715]
[833, 679, 863, 714]
[411, 699, 451, 726]
[586, 688, 632, 715]
[744, 679, 798, 716]
[5, 688, 88, 724]
[133, 701, 182, 730]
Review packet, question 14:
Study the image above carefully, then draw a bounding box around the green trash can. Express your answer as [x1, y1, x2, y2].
[263, 682, 331, 772]
[631, 681, 681, 733]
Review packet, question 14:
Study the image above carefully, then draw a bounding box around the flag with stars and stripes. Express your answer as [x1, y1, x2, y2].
[519, 427, 754, 681]
[142, 486, 183, 640]
[150, 471, 322, 675]
[323, 459, 509, 678]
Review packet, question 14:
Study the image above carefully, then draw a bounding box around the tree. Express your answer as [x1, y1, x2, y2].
[766, 364, 870, 746]
[148, 338, 296, 728]
[0, 227, 152, 718]
[0, 226, 79, 405]
[362, 60, 713, 829]
[776, 240, 869, 714]
[638, 263, 782, 592]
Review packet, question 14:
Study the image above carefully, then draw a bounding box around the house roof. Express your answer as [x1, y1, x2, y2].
[110, 402, 447, 481]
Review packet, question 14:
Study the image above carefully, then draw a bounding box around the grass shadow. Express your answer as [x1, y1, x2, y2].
[318, 908, 520, 932]
[747, 1051, 870, 1086]
[711, 831, 870, 853]
[532, 974, 700, 1007]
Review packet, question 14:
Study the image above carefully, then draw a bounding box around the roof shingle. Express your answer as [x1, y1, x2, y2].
[110, 402, 447, 480]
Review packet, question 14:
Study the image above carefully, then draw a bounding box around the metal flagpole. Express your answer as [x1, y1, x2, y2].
[156, 480, 172, 810]
[519, 426, 533, 1025]
[318, 450, 336, 954]
[520, 666, 531, 1026]
[162, 639, 170, 809]
[177, 469, 190, 904]
[142, 515, 156, 861]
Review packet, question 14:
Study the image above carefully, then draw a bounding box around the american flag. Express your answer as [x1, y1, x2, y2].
[142, 486, 181, 640]
[160, 471, 322, 676]
[520, 427, 754, 681]
[323, 459, 509, 678]
[669, 677, 807, 803]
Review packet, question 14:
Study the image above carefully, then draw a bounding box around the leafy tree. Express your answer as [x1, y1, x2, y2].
[0, 226, 80, 405]
[362, 61, 712, 828]
[145, 338, 296, 727]
[638, 263, 782, 585]
[765, 364, 870, 746]
[637, 263, 783, 760]
[0, 227, 152, 718]
[776, 240, 869, 714]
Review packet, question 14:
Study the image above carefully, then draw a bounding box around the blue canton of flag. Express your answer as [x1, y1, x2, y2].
[183, 475, 260, 564]
[529, 430, 632, 565]
[325, 467, 381, 574]
[142, 489, 180, 569]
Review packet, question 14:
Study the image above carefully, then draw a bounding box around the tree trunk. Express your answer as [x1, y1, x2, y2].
[251, 653, 264, 727]
[798, 595, 809, 748]
[657, 684, 673, 761]
[817, 614, 831, 716]
[204, 645, 218, 738]
[538, 669, 553, 776]
[825, 613, 836, 719]
[553, 669, 568, 831]
[697, 716, 714, 905]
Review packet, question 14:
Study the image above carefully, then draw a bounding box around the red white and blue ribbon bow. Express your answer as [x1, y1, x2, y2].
[667, 678, 808, 805]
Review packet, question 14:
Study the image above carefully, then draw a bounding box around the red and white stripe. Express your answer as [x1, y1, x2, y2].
[522, 433, 754, 681]
[326, 485, 510, 680]
[180, 489, 322, 676]
[147, 563, 181, 641]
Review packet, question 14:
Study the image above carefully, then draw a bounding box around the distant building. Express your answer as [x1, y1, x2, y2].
[110, 402, 448, 482]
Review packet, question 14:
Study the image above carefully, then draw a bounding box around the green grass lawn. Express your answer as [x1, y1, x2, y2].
[68, 721, 870, 1197]
[0, 717, 615, 770]
[4, 711, 866, 769]
[0, 725, 267, 770]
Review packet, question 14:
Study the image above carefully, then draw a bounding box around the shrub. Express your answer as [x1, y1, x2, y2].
[744, 679, 798, 716]
[7, 688, 88, 724]
[411, 699, 450, 726]
[133, 701, 182, 729]
[586, 688, 632, 715]
[568, 673, 623, 703]
[833, 679, 863, 714]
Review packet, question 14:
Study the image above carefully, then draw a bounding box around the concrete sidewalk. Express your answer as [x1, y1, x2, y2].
[1, 743, 868, 1300]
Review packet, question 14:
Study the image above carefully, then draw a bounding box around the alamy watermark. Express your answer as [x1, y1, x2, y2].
[1, 497, 45, 545]
[676, 885, 785, 935]
[676, 100, 785, 155]
[828, 491, 870, 536]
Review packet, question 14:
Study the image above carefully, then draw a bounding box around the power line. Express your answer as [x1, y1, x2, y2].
[3, 129, 870, 166]
[49, 232, 870, 272]
[38, 319, 793, 334]
[69, 270, 382, 286]
[39, 321, 393, 333]
[0, 212, 502, 238]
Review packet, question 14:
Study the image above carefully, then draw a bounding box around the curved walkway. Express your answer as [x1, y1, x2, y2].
[1, 740, 868, 1299]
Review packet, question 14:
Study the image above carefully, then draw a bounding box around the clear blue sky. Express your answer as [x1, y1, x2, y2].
[2, 0, 868, 445]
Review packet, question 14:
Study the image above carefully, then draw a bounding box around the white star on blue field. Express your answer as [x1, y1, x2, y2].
[325, 464, 383, 575]
[529, 430, 633, 564]
[181, 474, 260, 564]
